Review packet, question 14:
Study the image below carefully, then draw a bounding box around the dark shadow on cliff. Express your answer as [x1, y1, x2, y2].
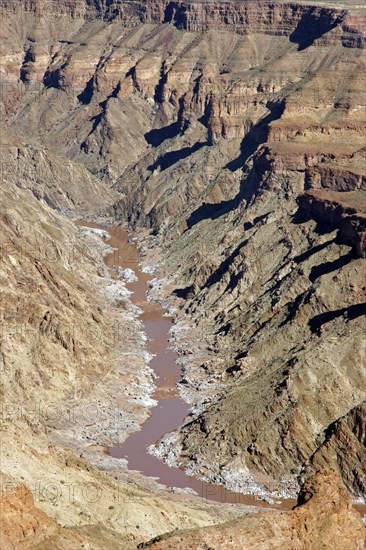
[289, 10, 343, 51]
[309, 249, 355, 282]
[145, 121, 181, 147]
[294, 238, 336, 264]
[147, 142, 206, 173]
[293, 204, 361, 258]
[205, 239, 249, 290]
[280, 289, 314, 327]
[186, 169, 258, 229]
[173, 285, 195, 300]
[77, 76, 94, 104]
[225, 102, 285, 172]
[293, 205, 337, 235]
[172, 238, 251, 300]
[309, 302, 366, 335]
[146, 97, 186, 147]
[225, 135, 258, 173]
[186, 103, 285, 229]
[80, 83, 121, 147]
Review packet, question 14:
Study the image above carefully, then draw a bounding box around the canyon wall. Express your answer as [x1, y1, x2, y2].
[1, 0, 365, 50]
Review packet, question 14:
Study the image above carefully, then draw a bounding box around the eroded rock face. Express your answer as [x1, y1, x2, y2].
[308, 402, 366, 498]
[140, 470, 366, 549]
[0, 128, 118, 215]
[0, 485, 84, 549]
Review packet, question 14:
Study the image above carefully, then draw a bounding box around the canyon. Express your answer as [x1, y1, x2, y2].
[0, 0, 365, 547]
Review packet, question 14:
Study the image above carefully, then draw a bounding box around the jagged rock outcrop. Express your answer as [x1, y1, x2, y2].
[308, 403, 366, 498]
[0, 128, 118, 215]
[298, 190, 366, 257]
[140, 470, 366, 549]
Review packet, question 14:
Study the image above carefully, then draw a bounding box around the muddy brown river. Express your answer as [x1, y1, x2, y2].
[81, 224, 291, 510]
[82, 223, 365, 516]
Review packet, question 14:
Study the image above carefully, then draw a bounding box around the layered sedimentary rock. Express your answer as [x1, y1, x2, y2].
[308, 403, 366, 498]
[1, 0, 365, 49]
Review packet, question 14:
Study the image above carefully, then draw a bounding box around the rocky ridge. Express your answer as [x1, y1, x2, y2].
[140, 470, 365, 549]
[297, 189, 366, 257]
